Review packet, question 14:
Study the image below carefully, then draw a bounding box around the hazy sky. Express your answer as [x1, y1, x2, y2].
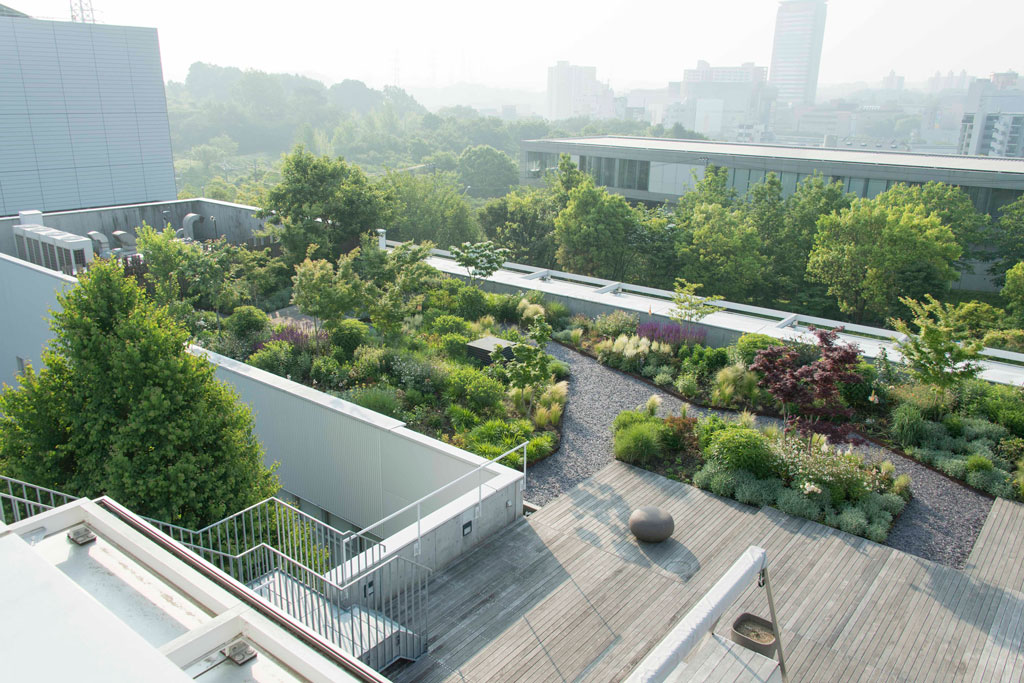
[21, 0, 1023, 92]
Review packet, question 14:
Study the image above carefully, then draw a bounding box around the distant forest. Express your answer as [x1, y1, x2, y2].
[167, 62, 704, 203]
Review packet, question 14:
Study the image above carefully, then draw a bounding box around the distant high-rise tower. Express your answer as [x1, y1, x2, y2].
[547, 61, 615, 121]
[769, 0, 827, 107]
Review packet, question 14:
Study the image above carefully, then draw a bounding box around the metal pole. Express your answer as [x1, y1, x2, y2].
[522, 443, 527, 494]
[762, 567, 788, 683]
[415, 502, 421, 556]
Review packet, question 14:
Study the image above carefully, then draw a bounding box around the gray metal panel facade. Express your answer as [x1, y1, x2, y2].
[0, 17, 176, 216]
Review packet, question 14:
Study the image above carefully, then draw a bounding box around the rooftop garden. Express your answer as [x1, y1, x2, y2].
[134, 227, 571, 469]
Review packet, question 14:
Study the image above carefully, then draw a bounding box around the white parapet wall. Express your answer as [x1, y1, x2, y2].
[421, 245, 1024, 387]
[0, 252, 523, 573]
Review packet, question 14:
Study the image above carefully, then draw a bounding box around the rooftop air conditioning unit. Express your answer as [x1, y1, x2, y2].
[111, 230, 138, 254]
[14, 225, 94, 275]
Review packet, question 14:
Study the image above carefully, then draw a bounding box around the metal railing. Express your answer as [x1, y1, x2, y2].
[345, 441, 527, 564]
[1, 475, 80, 524]
[143, 496, 372, 582]
[234, 543, 431, 670]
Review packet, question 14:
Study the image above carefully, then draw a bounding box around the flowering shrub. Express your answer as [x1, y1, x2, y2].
[593, 310, 639, 338]
[772, 437, 880, 505]
[255, 323, 326, 354]
[636, 321, 706, 348]
[598, 334, 673, 373]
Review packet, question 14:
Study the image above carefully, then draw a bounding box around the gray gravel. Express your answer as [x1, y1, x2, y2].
[532, 343, 993, 569]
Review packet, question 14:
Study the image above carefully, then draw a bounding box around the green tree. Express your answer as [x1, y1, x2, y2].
[670, 278, 723, 323]
[258, 146, 393, 263]
[890, 295, 983, 389]
[457, 144, 518, 198]
[291, 249, 362, 353]
[553, 176, 639, 280]
[479, 187, 558, 268]
[451, 240, 510, 286]
[491, 316, 553, 417]
[777, 174, 854, 310]
[675, 203, 766, 303]
[382, 171, 483, 248]
[990, 195, 1024, 281]
[1003, 262, 1024, 322]
[875, 182, 988, 266]
[806, 199, 961, 323]
[0, 259, 279, 527]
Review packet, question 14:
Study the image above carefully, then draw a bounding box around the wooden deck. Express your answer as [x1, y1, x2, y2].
[389, 462, 1024, 682]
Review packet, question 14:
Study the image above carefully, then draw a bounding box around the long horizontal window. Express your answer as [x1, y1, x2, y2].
[579, 156, 650, 191]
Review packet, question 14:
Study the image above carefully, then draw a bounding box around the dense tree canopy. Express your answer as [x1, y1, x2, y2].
[553, 176, 640, 280]
[0, 259, 279, 527]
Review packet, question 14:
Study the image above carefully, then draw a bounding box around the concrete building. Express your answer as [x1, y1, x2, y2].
[958, 73, 1024, 158]
[0, 7, 176, 216]
[769, 0, 828, 107]
[666, 62, 775, 139]
[520, 135, 1024, 216]
[546, 61, 615, 121]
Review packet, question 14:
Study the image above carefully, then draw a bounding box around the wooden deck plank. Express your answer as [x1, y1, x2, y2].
[392, 462, 1023, 683]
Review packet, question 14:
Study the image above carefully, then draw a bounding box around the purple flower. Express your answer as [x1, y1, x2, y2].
[636, 321, 706, 347]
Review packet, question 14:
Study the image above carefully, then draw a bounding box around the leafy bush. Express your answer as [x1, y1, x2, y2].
[446, 404, 479, 431]
[982, 329, 1024, 353]
[526, 432, 557, 462]
[518, 301, 546, 325]
[613, 409, 651, 433]
[438, 332, 470, 359]
[708, 468, 738, 498]
[343, 385, 403, 418]
[614, 421, 667, 466]
[461, 419, 535, 458]
[543, 300, 571, 327]
[961, 418, 1008, 443]
[328, 319, 369, 362]
[890, 383, 950, 420]
[487, 293, 521, 323]
[662, 416, 701, 458]
[736, 333, 783, 367]
[462, 372, 505, 412]
[225, 305, 270, 343]
[953, 379, 993, 417]
[247, 340, 294, 377]
[550, 359, 570, 381]
[431, 314, 472, 336]
[772, 437, 873, 505]
[706, 427, 781, 479]
[966, 454, 994, 473]
[967, 468, 1014, 498]
[455, 287, 488, 321]
[776, 488, 822, 521]
[837, 505, 869, 536]
[348, 345, 394, 384]
[674, 372, 700, 398]
[735, 475, 785, 507]
[654, 370, 674, 387]
[892, 474, 911, 498]
[696, 414, 730, 450]
[840, 361, 879, 413]
[594, 310, 639, 338]
[711, 364, 763, 408]
[938, 457, 968, 480]
[981, 384, 1024, 436]
[890, 403, 925, 448]
[310, 356, 341, 387]
[680, 344, 730, 384]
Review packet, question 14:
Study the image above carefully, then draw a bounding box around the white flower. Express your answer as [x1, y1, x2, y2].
[802, 482, 822, 495]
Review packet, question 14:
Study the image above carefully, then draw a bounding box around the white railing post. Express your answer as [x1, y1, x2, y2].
[522, 442, 528, 494]
[476, 467, 482, 518]
[415, 502, 421, 556]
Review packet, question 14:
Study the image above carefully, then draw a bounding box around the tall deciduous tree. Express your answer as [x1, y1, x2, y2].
[451, 240, 510, 286]
[553, 176, 639, 280]
[479, 188, 558, 268]
[0, 259, 279, 527]
[456, 144, 518, 198]
[875, 182, 988, 266]
[990, 195, 1024, 282]
[806, 199, 961, 323]
[675, 203, 766, 303]
[258, 145, 393, 263]
[382, 170, 483, 248]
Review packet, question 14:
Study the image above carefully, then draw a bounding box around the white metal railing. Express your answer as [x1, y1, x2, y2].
[1, 475, 80, 524]
[344, 441, 528, 566]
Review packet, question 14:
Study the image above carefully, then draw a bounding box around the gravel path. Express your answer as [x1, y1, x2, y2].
[532, 343, 992, 569]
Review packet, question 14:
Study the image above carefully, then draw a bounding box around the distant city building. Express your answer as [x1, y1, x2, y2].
[769, 0, 828, 107]
[0, 7, 176, 216]
[881, 70, 905, 91]
[546, 61, 615, 121]
[928, 69, 973, 93]
[958, 72, 1024, 158]
[658, 61, 774, 139]
[521, 136, 1024, 216]
[683, 61, 767, 84]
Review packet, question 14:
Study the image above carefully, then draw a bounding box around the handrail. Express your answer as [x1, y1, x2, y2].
[345, 441, 528, 561]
